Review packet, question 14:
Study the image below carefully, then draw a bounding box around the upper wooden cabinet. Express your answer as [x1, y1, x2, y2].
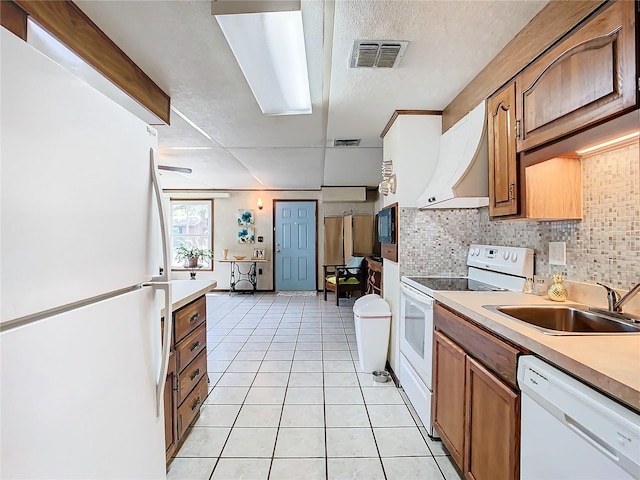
[515, 0, 637, 152]
[488, 84, 519, 217]
[487, 0, 636, 220]
[524, 157, 582, 220]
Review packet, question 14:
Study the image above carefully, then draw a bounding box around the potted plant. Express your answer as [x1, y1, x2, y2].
[175, 243, 214, 267]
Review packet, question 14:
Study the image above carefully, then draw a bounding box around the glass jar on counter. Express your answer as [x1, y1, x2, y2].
[534, 277, 547, 296]
[523, 278, 534, 294]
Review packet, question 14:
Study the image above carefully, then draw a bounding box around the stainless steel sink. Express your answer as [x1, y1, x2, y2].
[483, 305, 640, 335]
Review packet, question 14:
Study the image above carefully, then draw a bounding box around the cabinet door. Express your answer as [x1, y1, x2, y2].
[516, 0, 637, 151]
[352, 214, 373, 256]
[164, 351, 177, 462]
[464, 357, 520, 480]
[488, 84, 518, 217]
[432, 331, 466, 467]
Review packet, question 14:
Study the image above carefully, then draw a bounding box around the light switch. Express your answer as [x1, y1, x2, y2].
[549, 242, 566, 266]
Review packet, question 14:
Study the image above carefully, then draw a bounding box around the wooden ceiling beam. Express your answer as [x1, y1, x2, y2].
[12, 0, 171, 125]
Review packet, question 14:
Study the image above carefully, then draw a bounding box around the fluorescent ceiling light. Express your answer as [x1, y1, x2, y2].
[576, 131, 639, 155]
[215, 11, 312, 115]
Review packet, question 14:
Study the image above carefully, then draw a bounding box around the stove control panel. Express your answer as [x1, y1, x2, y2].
[467, 244, 534, 278]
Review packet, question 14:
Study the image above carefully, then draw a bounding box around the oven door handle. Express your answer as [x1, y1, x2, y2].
[400, 282, 434, 306]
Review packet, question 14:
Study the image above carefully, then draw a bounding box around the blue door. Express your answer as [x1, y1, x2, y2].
[274, 201, 317, 291]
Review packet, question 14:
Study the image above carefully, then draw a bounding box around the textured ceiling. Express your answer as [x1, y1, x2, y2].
[75, 0, 548, 191]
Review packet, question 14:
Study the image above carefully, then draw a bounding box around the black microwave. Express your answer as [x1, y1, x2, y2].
[378, 205, 396, 244]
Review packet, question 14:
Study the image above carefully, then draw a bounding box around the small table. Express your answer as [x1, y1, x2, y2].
[218, 258, 269, 294]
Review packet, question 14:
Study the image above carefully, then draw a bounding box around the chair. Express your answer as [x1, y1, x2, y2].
[323, 256, 366, 305]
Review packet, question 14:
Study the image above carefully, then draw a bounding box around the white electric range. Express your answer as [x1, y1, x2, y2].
[399, 244, 534, 436]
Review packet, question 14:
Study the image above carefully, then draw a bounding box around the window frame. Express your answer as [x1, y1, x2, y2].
[169, 198, 214, 271]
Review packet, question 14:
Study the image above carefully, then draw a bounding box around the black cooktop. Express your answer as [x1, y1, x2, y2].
[406, 277, 508, 292]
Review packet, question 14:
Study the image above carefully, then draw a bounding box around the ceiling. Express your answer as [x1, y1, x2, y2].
[75, 0, 547, 191]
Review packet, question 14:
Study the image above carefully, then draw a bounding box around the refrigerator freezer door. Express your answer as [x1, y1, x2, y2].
[0, 28, 160, 324]
[0, 287, 166, 479]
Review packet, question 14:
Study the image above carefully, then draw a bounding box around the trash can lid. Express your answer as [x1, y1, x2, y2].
[353, 295, 391, 317]
[353, 293, 381, 308]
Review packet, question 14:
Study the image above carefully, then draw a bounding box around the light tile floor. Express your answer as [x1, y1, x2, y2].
[167, 292, 464, 480]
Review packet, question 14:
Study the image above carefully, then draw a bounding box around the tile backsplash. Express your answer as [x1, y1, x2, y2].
[400, 141, 639, 290]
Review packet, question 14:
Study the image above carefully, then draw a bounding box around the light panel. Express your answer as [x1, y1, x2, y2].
[575, 131, 639, 155]
[215, 11, 312, 115]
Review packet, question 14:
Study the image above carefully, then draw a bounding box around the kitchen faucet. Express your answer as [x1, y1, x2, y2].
[591, 282, 640, 322]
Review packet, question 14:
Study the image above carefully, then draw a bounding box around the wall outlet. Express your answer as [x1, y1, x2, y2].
[258, 268, 263, 275]
[549, 242, 567, 266]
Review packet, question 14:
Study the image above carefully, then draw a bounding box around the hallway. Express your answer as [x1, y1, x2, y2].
[167, 292, 462, 480]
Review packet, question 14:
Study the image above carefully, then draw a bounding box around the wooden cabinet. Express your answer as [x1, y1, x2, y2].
[487, 0, 636, 220]
[343, 214, 374, 259]
[164, 295, 207, 464]
[465, 357, 520, 480]
[488, 83, 519, 217]
[515, 0, 637, 152]
[432, 304, 524, 480]
[164, 351, 177, 462]
[524, 156, 582, 220]
[433, 331, 466, 467]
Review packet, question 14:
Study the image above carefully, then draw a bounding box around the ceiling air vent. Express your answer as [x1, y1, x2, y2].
[333, 138, 361, 147]
[350, 41, 408, 68]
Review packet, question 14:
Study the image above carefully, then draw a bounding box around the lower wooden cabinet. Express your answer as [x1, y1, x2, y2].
[433, 304, 523, 480]
[465, 357, 520, 480]
[164, 295, 208, 464]
[433, 331, 466, 467]
[164, 351, 177, 462]
[177, 375, 208, 439]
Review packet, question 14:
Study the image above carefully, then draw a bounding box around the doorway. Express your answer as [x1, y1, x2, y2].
[273, 200, 317, 291]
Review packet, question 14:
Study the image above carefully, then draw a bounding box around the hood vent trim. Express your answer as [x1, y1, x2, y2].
[350, 41, 408, 69]
[417, 101, 489, 210]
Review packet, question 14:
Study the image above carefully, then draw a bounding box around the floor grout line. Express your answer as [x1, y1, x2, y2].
[171, 292, 456, 479]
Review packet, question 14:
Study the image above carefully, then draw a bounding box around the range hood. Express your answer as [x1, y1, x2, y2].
[417, 101, 489, 209]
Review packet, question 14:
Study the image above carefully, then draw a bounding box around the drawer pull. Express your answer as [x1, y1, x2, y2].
[190, 341, 201, 352]
[189, 313, 200, 323]
[190, 368, 201, 381]
[191, 397, 201, 411]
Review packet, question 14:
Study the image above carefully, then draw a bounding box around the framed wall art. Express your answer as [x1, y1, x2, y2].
[238, 227, 255, 244]
[252, 248, 265, 259]
[237, 209, 254, 225]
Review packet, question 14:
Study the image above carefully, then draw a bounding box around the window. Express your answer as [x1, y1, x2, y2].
[170, 200, 213, 269]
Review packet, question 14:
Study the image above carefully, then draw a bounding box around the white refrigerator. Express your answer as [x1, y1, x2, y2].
[1, 27, 172, 479]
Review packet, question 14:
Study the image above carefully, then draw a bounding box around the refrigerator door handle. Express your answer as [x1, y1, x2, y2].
[150, 148, 171, 283]
[144, 281, 172, 417]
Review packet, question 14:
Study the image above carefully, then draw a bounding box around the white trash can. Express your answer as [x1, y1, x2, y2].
[353, 294, 391, 373]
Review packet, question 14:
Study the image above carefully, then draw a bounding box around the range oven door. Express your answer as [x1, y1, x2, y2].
[399, 282, 434, 390]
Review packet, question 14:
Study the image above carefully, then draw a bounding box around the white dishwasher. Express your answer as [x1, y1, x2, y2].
[518, 356, 640, 480]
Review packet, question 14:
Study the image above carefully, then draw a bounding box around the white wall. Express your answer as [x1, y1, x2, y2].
[169, 189, 378, 290]
[383, 114, 442, 208]
[381, 114, 442, 375]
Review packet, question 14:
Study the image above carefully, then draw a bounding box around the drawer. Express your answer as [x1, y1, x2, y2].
[177, 375, 208, 440]
[174, 296, 206, 343]
[176, 322, 206, 373]
[434, 303, 523, 389]
[177, 349, 207, 405]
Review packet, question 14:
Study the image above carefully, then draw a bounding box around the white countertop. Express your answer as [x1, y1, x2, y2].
[433, 291, 640, 411]
[161, 279, 217, 317]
